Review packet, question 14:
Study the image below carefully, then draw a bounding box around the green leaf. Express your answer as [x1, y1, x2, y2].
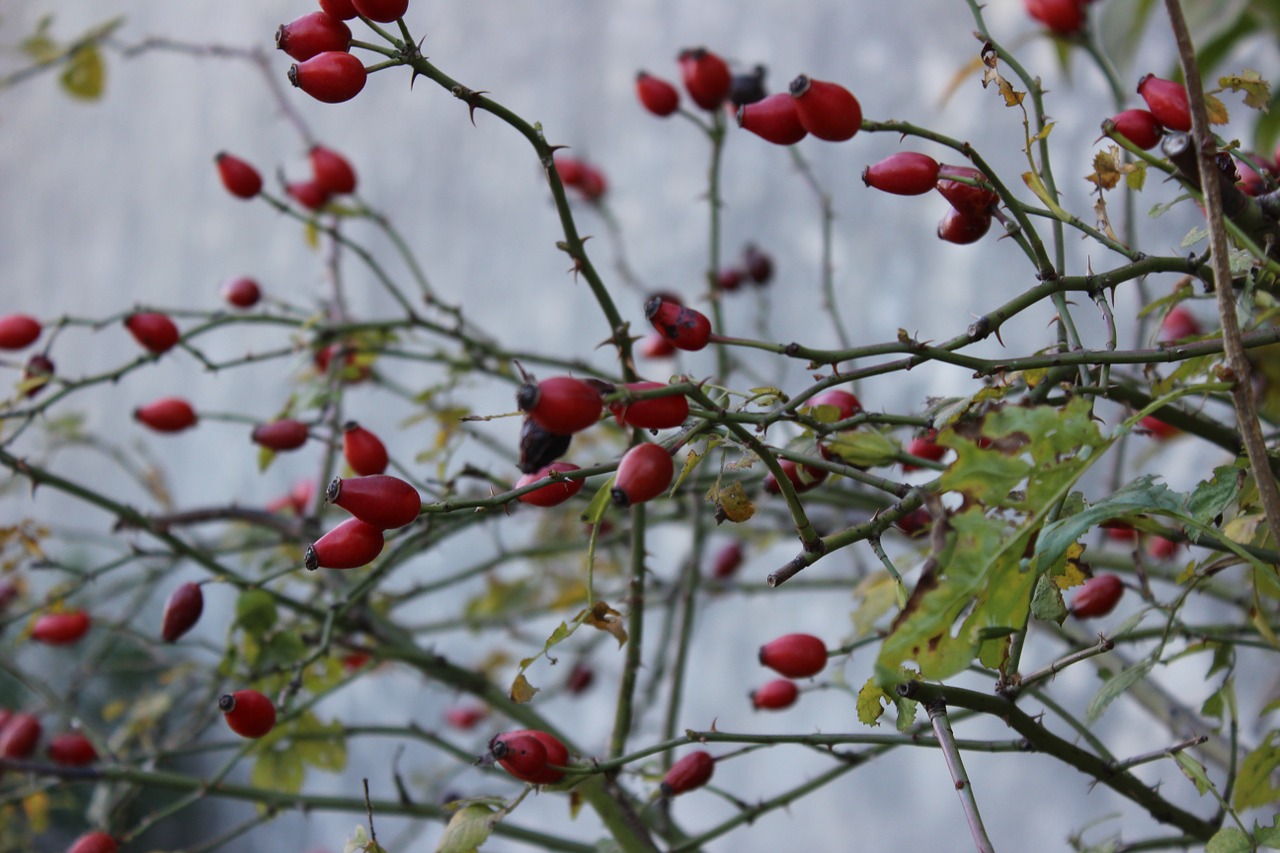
[1175, 751, 1214, 796]
[436, 804, 497, 853]
[1206, 826, 1254, 853]
[1086, 660, 1154, 725]
[579, 476, 616, 525]
[251, 746, 306, 795]
[60, 44, 104, 100]
[293, 712, 347, 772]
[259, 631, 306, 670]
[1186, 462, 1247, 526]
[235, 589, 278, 634]
[1254, 815, 1280, 848]
[1036, 476, 1183, 569]
[1234, 732, 1280, 811]
[824, 430, 901, 468]
[1030, 574, 1068, 624]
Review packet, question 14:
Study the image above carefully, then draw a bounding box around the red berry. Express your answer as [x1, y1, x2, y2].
[737, 93, 808, 145]
[1234, 154, 1273, 196]
[47, 732, 98, 766]
[751, 678, 799, 710]
[516, 462, 584, 508]
[759, 633, 827, 678]
[67, 832, 117, 853]
[677, 47, 732, 111]
[788, 75, 862, 142]
[894, 507, 932, 537]
[161, 582, 204, 643]
[314, 342, 371, 383]
[1140, 415, 1179, 440]
[903, 430, 946, 471]
[516, 376, 604, 435]
[492, 734, 548, 782]
[742, 243, 774, 285]
[711, 541, 744, 579]
[644, 296, 712, 352]
[215, 152, 263, 199]
[266, 478, 315, 515]
[289, 51, 367, 104]
[1137, 74, 1191, 133]
[32, 610, 91, 645]
[1159, 306, 1200, 342]
[566, 662, 595, 694]
[1071, 574, 1124, 619]
[518, 417, 572, 474]
[251, 419, 309, 452]
[342, 422, 389, 475]
[319, 0, 359, 19]
[1146, 535, 1181, 560]
[489, 729, 568, 784]
[863, 152, 941, 196]
[0, 314, 41, 349]
[553, 154, 586, 186]
[611, 442, 674, 507]
[219, 689, 276, 738]
[937, 207, 993, 244]
[221, 276, 261, 308]
[134, 397, 198, 433]
[609, 381, 690, 430]
[445, 704, 488, 730]
[936, 165, 999, 216]
[1023, 0, 1087, 35]
[806, 389, 863, 422]
[352, 0, 409, 23]
[310, 145, 358, 194]
[342, 650, 372, 670]
[276, 11, 352, 61]
[1102, 521, 1139, 542]
[576, 163, 608, 201]
[0, 712, 41, 758]
[326, 474, 421, 529]
[306, 517, 386, 570]
[286, 179, 331, 210]
[763, 458, 827, 495]
[638, 332, 678, 359]
[1108, 109, 1163, 150]
[717, 267, 745, 292]
[636, 71, 680, 117]
[21, 353, 55, 398]
[125, 312, 180, 353]
[661, 750, 715, 797]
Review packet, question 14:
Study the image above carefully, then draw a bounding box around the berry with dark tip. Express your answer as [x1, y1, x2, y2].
[788, 75, 861, 142]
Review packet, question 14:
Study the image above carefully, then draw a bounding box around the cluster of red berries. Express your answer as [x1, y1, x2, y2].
[305, 474, 421, 569]
[216, 144, 358, 212]
[715, 243, 775, 292]
[862, 151, 1000, 245]
[1, 707, 100, 768]
[750, 633, 828, 710]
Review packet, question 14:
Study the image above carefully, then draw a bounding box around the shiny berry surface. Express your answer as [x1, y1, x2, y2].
[220, 276, 261, 308]
[289, 51, 367, 103]
[661, 750, 715, 796]
[1071, 574, 1124, 618]
[516, 461, 584, 507]
[161, 582, 205, 642]
[936, 165, 999, 216]
[276, 11, 352, 61]
[48, 731, 99, 766]
[342, 422, 389, 475]
[677, 47, 731, 110]
[215, 152, 263, 199]
[758, 632, 827, 678]
[517, 376, 604, 435]
[937, 207, 993, 244]
[611, 442, 674, 507]
[252, 419, 310, 451]
[644, 296, 711, 351]
[306, 517, 386, 569]
[134, 398, 198, 433]
[609, 381, 690, 430]
[636, 71, 680, 117]
[32, 610, 91, 645]
[219, 689, 277, 738]
[326, 474, 421, 529]
[751, 678, 799, 710]
[1137, 74, 1191, 132]
[1108, 109, 1163, 150]
[67, 832, 118, 853]
[310, 145, 358, 194]
[125, 312, 180, 353]
[737, 93, 807, 145]
[0, 314, 41, 349]
[490, 729, 568, 784]
[863, 152, 941, 196]
[788, 75, 861, 142]
[1024, 0, 1087, 34]
[352, 0, 409, 23]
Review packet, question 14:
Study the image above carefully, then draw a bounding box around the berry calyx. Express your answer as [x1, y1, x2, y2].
[48, 732, 99, 766]
[125, 312, 180, 353]
[788, 75, 862, 142]
[289, 51, 367, 103]
[759, 632, 827, 678]
[326, 474, 421, 529]
[644, 296, 712, 351]
[67, 832, 119, 853]
[1107, 109, 1163, 150]
[711, 541, 744, 578]
[219, 689, 277, 739]
[937, 207, 993, 244]
[32, 610, 91, 645]
[751, 678, 799, 710]
[636, 71, 680, 117]
[286, 179, 331, 210]
[161, 582, 205, 643]
[737, 93, 807, 145]
[1023, 0, 1087, 35]
[342, 422, 389, 475]
[306, 517, 386, 570]
[134, 397, 198, 433]
[661, 750, 715, 797]
[611, 442, 674, 507]
[276, 11, 352, 62]
[1137, 74, 1191, 132]
[0, 314, 41, 350]
[1158, 305, 1200, 342]
[220, 276, 262, 308]
[489, 729, 569, 784]
[863, 152, 941, 196]
[310, 145, 358, 194]
[215, 152, 263, 199]
[516, 461, 584, 507]
[936, 165, 999, 215]
[518, 416, 573, 474]
[0, 712, 41, 757]
[516, 376, 604, 435]
[352, 0, 409, 23]
[1070, 574, 1124, 619]
[677, 47, 732, 111]
[608, 381, 690, 430]
[252, 419, 310, 451]
[729, 65, 768, 107]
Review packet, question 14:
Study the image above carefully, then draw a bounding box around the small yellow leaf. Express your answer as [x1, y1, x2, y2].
[585, 600, 627, 647]
[1205, 92, 1229, 125]
[510, 673, 539, 704]
[1219, 70, 1270, 112]
[22, 791, 49, 833]
[60, 44, 104, 100]
[709, 481, 755, 523]
[1085, 147, 1122, 191]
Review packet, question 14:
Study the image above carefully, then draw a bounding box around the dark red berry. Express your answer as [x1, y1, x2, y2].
[516, 376, 604, 435]
[32, 610, 91, 645]
[863, 152, 941, 196]
[903, 430, 946, 471]
[134, 397, 198, 433]
[219, 689, 276, 738]
[215, 152, 263, 199]
[729, 65, 768, 107]
[252, 419, 310, 451]
[636, 71, 680, 117]
[1159, 306, 1200, 342]
[492, 734, 548, 782]
[711, 541, 744, 578]
[516, 462, 584, 507]
[894, 507, 932, 537]
[1023, 0, 1087, 35]
[742, 243, 774, 285]
[286, 179, 331, 210]
[759, 633, 827, 678]
[306, 517, 386, 570]
[47, 732, 98, 766]
[276, 11, 352, 62]
[609, 381, 690, 430]
[352, 0, 409, 23]
[161, 582, 204, 643]
[125, 312, 180, 353]
[611, 442, 674, 507]
[788, 75, 861, 142]
[644, 296, 711, 351]
[1137, 74, 1191, 132]
[806, 389, 863, 422]
[319, 0, 359, 20]
[67, 832, 118, 853]
[661, 750, 715, 796]
[289, 51, 367, 103]
[1071, 574, 1124, 618]
[0, 314, 41, 349]
[326, 474, 421, 529]
[717, 267, 744, 292]
[21, 354, 55, 398]
[518, 417, 573, 474]
[737, 93, 807, 145]
[678, 48, 732, 111]
[1108, 109, 1163, 150]
[342, 422, 389, 475]
[566, 662, 595, 694]
[489, 729, 568, 784]
[936, 165, 999, 215]
[221, 276, 261, 308]
[310, 145, 358, 194]
[0, 712, 41, 758]
[751, 678, 799, 710]
[763, 458, 827, 495]
[937, 207, 993, 244]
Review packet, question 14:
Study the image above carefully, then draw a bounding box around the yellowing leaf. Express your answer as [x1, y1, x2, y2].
[856, 677, 889, 727]
[510, 673, 539, 703]
[22, 791, 49, 833]
[851, 572, 901, 638]
[1206, 92, 1230, 125]
[1220, 69, 1271, 112]
[585, 600, 627, 647]
[437, 804, 498, 853]
[1086, 148, 1122, 191]
[709, 481, 754, 524]
[60, 44, 104, 100]
[825, 430, 900, 467]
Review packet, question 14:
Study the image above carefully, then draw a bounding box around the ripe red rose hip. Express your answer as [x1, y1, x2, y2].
[936, 165, 999, 215]
[320, 0, 359, 19]
[566, 662, 594, 694]
[221, 276, 261, 308]
[1023, 0, 1087, 35]
[1108, 109, 1163, 150]
[1071, 574, 1124, 618]
[662, 750, 715, 796]
[215, 152, 263, 199]
[644, 296, 712, 351]
[763, 458, 827, 495]
[289, 51, 367, 103]
[903, 430, 946, 471]
[759, 633, 827, 678]
[737, 93, 808, 145]
[219, 689, 276, 738]
[342, 422, 389, 475]
[751, 678, 799, 710]
[636, 71, 680, 117]
[609, 381, 690, 430]
[1140, 415, 1178, 440]
[0, 712, 41, 757]
[489, 729, 569, 784]
[1137, 74, 1190, 132]
[134, 397, 198, 433]
[788, 75, 862, 142]
[310, 145, 358, 194]
[286, 179, 331, 210]
[445, 704, 488, 730]
[32, 610, 91, 645]
[711, 541, 744, 578]
[806, 389, 863, 422]
[937, 207, 993, 244]
[517, 376, 604, 435]
[48, 732, 98, 766]
[611, 442, 674, 507]
[67, 832, 118, 853]
[326, 475, 420, 529]
[1159, 305, 1200, 342]
[276, 11, 352, 61]
[863, 152, 941, 196]
[161, 582, 205, 643]
[21, 354, 54, 398]
[252, 419, 310, 451]
[306, 517, 386, 570]
[743, 243, 774, 285]
[516, 462, 584, 507]
[0, 314, 41, 349]
[677, 47, 732, 111]
[638, 331, 677, 359]
[352, 0, 409, 23]
[125, 312, 180, 353]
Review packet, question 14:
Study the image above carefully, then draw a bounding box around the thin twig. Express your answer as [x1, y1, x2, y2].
[926, 699, 996, 853]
